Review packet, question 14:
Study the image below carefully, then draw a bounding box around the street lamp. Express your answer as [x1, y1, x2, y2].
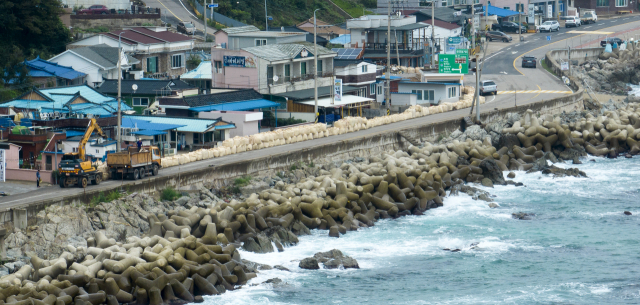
[314, 8, 320, 120]
[117, 31, 125, 152]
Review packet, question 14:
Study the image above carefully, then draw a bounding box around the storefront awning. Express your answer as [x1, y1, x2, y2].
[297, 95, 374, 108]
[486, 5, 520, 17]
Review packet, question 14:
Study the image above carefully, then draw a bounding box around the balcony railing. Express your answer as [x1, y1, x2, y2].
[269, 72, 332, 85]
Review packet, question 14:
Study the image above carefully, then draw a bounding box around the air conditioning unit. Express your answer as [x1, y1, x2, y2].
[58, 144, 65, 150]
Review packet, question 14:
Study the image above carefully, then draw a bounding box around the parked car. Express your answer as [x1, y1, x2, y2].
[582, 10, 598, 24]
[600, 37, 624, 47]
[485, 31, 512, 42]
[564, 16, 581, 27]
[497, 22, 527, 33]
[521, 56, 537, 68]
[538, 21, 560, 32]
[479, 80, 497, 96]
[178, 22, 196, 35]
[78, 5, 109, 15]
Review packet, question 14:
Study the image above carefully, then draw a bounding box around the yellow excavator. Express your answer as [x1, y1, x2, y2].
[58, 118, 107, 188]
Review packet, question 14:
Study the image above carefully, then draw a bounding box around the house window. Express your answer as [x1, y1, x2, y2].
[73, 147, 78, 153]
[361, 65, 368, 73]
[317, 60, 323, 75]
[378, 85, 382, 95]
[133, 97, 149, 106]
[284, 64, 290, 81]
[503, 6, 510, 9]
[96, 149, 99, 154]
[448, 86, 458, 98]
[358, 87, 367, 97]
[146, 57, 158, 73]
[615, 0, 627, 6]
[171, 54, 183, 69]
[193, 133, 200, 144]
[301, 62, 307, 75]
[214, 61, 223, 73]
[441, 0, 447, 5]
[424, 90, 435, 101]
[255, 39, 267, 46]
[369, 83, 376, 95]
[597, 0, 609, 6]
[412, 90, 423, 100]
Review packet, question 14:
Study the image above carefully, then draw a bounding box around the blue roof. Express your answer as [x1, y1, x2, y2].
[131, 130, 169, 136]
[124, 116, 228, 133]
[486, 5, 520, 17]
[181, 61, 212, 80]
[189, 99, 279, 112]
[400, 81, 461, 85]
[41, 85, 115, 103]
[66, 130, 85, 137]
[330, 35, 351, 45]
[26, 57, 86, 80]
[121, 117, 185, 131]
[0, 100, 61, 109]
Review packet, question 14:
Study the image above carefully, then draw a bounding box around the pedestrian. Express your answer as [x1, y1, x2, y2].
[137, 138, 142, 151]
[36, 169, 40, 188]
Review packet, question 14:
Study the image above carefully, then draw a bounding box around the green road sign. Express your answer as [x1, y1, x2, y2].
[439, 49, 469, 74]
[448, 37, 461, 44]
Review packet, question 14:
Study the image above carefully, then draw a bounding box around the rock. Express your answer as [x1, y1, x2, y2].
[0, 266, 8, 277]
[624, 211, 632, 215]
[479, 159, 506, 185]
[273, 265, 290, 271]
[512, 212, 534, 220]
[488, 203, 499, 208]
[543, 152, 559, 163]
[481, 178, 494, 188]
[242, 233, 275, 253]
[174, 196, 189, 206]
[299, 258, 319, 270]
[275, 241, 284, 252]
[507, 172, 516, 178]
[625, 154, 633, 158]
[477, 193, 492, 202]
[497, 134, 521, 152]
[313, 249, 359, 269]
[4, 261, 25, 274]
[265, 278, 282, 285]
[463, 125, 489, 142]
[328, 226, 340, 238]
[515, 182, 524, 187]
[527, 157, 549, 173]
[541, 166, 587, 178]
[572, 158, 582, 164]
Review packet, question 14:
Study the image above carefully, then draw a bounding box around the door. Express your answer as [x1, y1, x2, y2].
[46, 155, 52, 171]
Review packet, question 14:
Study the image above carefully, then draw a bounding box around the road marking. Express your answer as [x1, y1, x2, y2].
[515, 44, 520, 46]
[584, 26, 592, 29]
[488, 94, 496, 103]
[500, 71, 508, 74]
[512, 51, 518, 54]
[154, 0, 183, 22]
[567, 30, 614, 34]
[497, 90, 573, 94]
[507, 47, 511, 50]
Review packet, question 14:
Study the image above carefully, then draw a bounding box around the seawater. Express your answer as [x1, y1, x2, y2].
[204, 156, 640, 304]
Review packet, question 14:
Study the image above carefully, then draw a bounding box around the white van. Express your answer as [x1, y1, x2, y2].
[582, 10, 598, 23]
[564, 16, 581, 28]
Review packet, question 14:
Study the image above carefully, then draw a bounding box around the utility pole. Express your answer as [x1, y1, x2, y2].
[203, 0, 208, 42]
[471, 3, 475, 52]
[568, 46, 572, 77]
[386, 0, 391, 114]
[474, 54, 480, 122]
[117, 32, 125, 152]
[314, 9, 320, 120]
[265, 0, 269, 31]
[519, 3, 522, 42]
[431, 0, 435, 67]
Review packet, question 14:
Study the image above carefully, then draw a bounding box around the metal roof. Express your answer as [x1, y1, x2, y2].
[177, 89, 263, 108]
[180, 61, 212, 80]
[221, 25, 261, 34]
[98, 79, 195, 95]
[486, 5, 520, 17]
[25, 57, 86, 80]
[369, 23, 429, 31]
[68, 44, 140, 69]
[131, 130, 168, 136]
[124, 115, 233, 133]
[41, 85, 115, 103]
[330, 35, 351, 45]
[189, 99, 279, 112]
[242, 42, 336, 62]
[121, 117, 185, 131]
[273, 85, 359, 101]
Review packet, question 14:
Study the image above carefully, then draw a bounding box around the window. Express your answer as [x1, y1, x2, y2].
[615, 0, 627, 6]
[448, 87, 458, 98]
[317, 60, 322, 75]
[301, 62, 307, 75]
[596, 0, 609, 6]
[361, 65, 368, 73]
[214, 61, 223, 74]
[72, 147, 78, 153]
[503, 6, 510, 9]
[171, 54, 183, 69]
[255, 39, 267, 46]
[424, 90, 435, 101]
[133, 97, 149, 106]
[412, 90, 422, 100]
[357, 87, 367, 97]
[96, 149, 99, 154]
[378, 85, 382, 95]
[284, 64, 290, 81]
[146, 57, 158, 73]
[369, 83, 376, 95]
[441, 0, 447, 6]
[193, 133, 200, 144]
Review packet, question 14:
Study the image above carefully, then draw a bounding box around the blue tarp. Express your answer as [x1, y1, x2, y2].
[330, 35, 351, 45]
[65, 130, 85, 137]
[189, 99, 279, 112]
[485, 5, 520, 17]
[131, 130, 168, 136]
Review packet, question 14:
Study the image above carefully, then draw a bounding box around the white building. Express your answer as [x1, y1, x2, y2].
[60, 136, 117, 160]
[198, 111, 263, 138]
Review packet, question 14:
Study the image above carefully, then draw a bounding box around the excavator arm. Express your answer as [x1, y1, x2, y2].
[78, 118, 107, 161]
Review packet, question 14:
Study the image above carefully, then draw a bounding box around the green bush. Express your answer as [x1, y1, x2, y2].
[161, 187, 182, 201]
[90, 190, 122, 205]
[233, 175, 252, 187]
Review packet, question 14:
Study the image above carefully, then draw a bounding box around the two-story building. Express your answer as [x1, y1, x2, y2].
[347, 15, 428, 67]
[211, 42, 337, 96]
[67, 27, 195, 79]
[334, 52, 378, 101]
[214, 26, 308, 50]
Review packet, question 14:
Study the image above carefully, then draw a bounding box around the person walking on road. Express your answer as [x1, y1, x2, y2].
[36, 170, 40, 188]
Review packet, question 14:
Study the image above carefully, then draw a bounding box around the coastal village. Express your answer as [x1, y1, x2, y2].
[0, 0, 640, 303]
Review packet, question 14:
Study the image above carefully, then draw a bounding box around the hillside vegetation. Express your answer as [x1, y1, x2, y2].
[199, 0, 376, 29]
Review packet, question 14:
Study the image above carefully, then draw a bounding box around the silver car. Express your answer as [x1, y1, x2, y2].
[539, 21, 560, 32]
[479, 80, 497, 96]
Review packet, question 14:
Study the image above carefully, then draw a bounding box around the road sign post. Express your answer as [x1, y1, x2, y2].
[207, 3, 218, 7]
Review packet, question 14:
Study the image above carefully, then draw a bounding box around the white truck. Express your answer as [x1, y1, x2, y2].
[582, 10, 598, 24]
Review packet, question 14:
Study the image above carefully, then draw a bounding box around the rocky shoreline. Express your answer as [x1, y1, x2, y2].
[0, 97, 638, 304]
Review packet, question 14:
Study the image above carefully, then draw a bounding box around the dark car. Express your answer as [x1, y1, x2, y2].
[600, 37, 624, 47]
[78, 5, 109, 14]
[521, 56, 537, 68]
[497, 22, 527, 33]
[485, 31, 512, 42]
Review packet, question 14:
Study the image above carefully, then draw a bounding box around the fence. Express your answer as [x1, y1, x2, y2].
[71, 7, 161, 19]
[192, 1, 247, 27]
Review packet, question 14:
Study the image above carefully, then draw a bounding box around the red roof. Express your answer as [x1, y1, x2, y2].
[421, 20, 461, 30]
[105, 28, 193, 45]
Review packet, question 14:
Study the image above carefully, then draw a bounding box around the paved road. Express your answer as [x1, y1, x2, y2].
[3, 17, 640, 209]
[146, 0, 209, 38]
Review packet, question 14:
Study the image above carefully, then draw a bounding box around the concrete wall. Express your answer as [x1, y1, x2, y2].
[6, 169, 53, 184]
[546, 47, 603, 65]
[198, 111, 262, 137]
[63, 0, 130, 10]
[71, 17, 162, 31]
[5, 145, 21, 169]
[276, 111, 316, 122]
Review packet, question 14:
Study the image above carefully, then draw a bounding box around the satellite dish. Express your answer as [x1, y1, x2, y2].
[273, 75, 279, 82]
[132, 84, 138, 91]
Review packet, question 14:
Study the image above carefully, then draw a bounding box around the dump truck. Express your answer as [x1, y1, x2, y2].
[107, 146, 162, 180]
[58, 118, 107, 188]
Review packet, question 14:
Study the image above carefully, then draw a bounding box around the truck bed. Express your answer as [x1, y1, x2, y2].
[107, 151, 153, 168]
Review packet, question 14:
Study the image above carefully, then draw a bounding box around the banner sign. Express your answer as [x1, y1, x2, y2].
[223, 56, 256, 68]
[528, 3, 534, 19]
[334, 79, 342, 102]
[0, 149, 5, 182]
[547, 4, 553, 18]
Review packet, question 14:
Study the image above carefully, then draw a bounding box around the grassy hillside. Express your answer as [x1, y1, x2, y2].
[197, 0, 376, 29]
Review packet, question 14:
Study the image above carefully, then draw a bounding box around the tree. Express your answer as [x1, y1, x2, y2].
[186, 54, 202, 70]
